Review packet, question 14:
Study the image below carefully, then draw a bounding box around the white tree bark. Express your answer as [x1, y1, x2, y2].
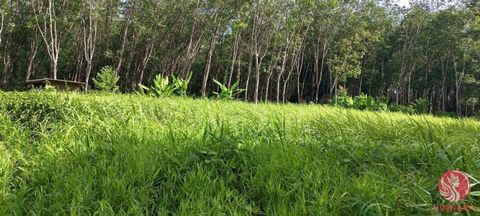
[83, 0, 98, 92]
[32, 0, 60, 79]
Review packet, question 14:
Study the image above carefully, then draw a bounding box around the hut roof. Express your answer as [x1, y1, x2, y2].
[26, 78, 85, 85]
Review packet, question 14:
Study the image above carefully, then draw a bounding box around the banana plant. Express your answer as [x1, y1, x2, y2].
[213, 79, 244, 100]
[172, 71, 192, 97]
[138, 74, 177, 97]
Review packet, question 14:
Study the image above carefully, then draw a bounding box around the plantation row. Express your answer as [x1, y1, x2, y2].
[91, 66, 475, 118]
[1, 91, 479, 214]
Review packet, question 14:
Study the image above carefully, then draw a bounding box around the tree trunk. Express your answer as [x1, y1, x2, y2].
[313, 42, 320, 102]
[201, 25, 219, 97]
[181, 0, 203, 77]
[83, 2, 97, 92]
[74, 39, 84, 82]
[302, 62, 310, 101]
[283, 48, 301, 103]
[122, 30, 141, 90]
[296, 48, 305, 103]
[244, 54, 253, 101]
[137, 40, 155, 84]
[0, 10, 4, 47]
[358, 54, 367, 95]
[252, 34, 270, 103]
[33, 0, 61, 79]
[115, 17, 130, 74]
[454, 58, 465, 117]
[276, 38, 290, 103]
[253, 54, 261, 103]
[264, 53, 278, 101]
[314, 36, 328, 103]
[236, 48, 243, 86]
[228, 32, 241, 87]
[441, 57, 446, 112]
[26, 36, 39, 81]
[406, 63, 416, 104]
[1, 54, 11, 87]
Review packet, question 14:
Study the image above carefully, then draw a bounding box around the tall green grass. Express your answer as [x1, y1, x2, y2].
[0, 91, 479, 215]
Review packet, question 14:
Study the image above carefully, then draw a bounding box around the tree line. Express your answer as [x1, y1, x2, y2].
[0, 0, 479, 116]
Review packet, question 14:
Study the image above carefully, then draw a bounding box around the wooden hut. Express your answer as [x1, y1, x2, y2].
[26, 78, 85, 92]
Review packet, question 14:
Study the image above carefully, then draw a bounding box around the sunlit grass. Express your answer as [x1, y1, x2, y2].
[0, 91, 479, 215]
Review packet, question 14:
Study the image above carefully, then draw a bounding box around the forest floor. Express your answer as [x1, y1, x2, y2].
[1, 91, 479, 215]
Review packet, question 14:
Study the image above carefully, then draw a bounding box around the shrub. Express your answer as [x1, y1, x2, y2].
[331, 95, 354, 108]
[438, 111, 457, 118]
[411, 98, 430, 114]
[465, 97, 478, 115]
[353, 94, 387, 111]
[330, 91, 387, 111]
[390, 98, 430, 115]
[330, 87, 352, 107]
[93, 66, 120, 93]
[213, 80, 244, 100]
[389, 104, 415, 114]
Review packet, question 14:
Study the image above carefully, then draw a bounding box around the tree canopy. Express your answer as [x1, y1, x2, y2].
[0, 0, 479, 116]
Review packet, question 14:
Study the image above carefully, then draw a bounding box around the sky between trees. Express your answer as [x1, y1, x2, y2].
[396, 0, 410, 7]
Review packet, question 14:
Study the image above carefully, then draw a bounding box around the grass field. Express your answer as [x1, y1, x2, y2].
[1, 91, 479, 215]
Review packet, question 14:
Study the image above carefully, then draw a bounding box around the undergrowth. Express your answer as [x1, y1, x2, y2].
[0, 91, 479, 215]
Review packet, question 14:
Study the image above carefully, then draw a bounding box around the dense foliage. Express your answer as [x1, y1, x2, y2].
[93, 66, 120, 93]
[0, 0, 479, 116]
[0, 91, 479, 214]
